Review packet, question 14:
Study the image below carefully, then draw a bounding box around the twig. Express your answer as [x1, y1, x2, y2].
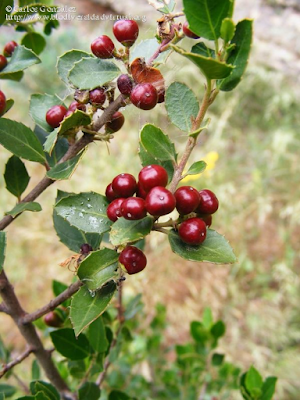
[153, 227, 169, 235]
[198, 382, 208, 400]
[0, 347, 34, 378]
[21, 280, 83, 325]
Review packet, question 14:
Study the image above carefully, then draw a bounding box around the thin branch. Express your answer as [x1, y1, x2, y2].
[198, 382, 208, 400]
[0, 347, 34, 378]
[21, 280, 83, 325]
[153, 227, 169, 235]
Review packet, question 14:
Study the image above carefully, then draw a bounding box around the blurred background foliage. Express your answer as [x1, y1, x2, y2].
[0, 0, 300, 398]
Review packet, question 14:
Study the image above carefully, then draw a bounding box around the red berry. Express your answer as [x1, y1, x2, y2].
[0, 91, 6, 116]
[121, 197, 147, 220]
[157, 87, 165, 103]
[105, 183, 118, 202]
[119, 246, 147, 275]
[91, 35, 115, 59]
[80, 243, 93, 254]
[64, 110, 73, 118]
[3, 41, 18, 57]
[112, 173, 137, 198]
[174, 186, 201, 215]
[130, 83, 158, 110]
[183, 21, 200, 39]
[46, 105, 67, 128]
[0, 55, 7, 71]
[138, 165, 168, 193]
[199, 214, 212, 227]
[117, 74, 133, 95]
[43, 311, 63, 328]
[107, 198, 125, 222]
[136, 182, 148, 199]
[89, 87, 106, 105]
[178, 217, 207, 245]
[106, 111, 125, 133]
[69, 101, 86, 112]
[113, 20, 139, 47]
[196, 189, 219, 215]
[145, 186, 176, 217]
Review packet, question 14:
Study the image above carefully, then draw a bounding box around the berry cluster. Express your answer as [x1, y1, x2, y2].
[105, 165, 219, 275]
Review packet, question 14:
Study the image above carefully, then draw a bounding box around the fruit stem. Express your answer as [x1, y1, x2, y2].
[153, 227, 170, 235]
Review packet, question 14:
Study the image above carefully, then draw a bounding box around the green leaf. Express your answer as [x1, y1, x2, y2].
[211, 320, 226, 338]
[70, 282, 117, 336]
[183, 0, 231, 40]
[55, 192, 111, 234]
[31, 381, 59, 400]
[0, 232, 6, 274]
[4, 155, 30, 198]
[0, 0, 13, 26]
[0, 119, 46, 164]
[31, 360, 40, 381]
[129, 39, 171, 65]
[190, 321, 209, 343]
[69, 58, 120, 90]
[58, 110, 91, 137]
[212, 353, 225, 366]
[52, 280, 68, 298]
[218, 19, 253, 91]
[245, 366, 263, 397]
[140, 124, 176, 162]
[0, 71, 23, 82]
[109, 391, 133, 400]
[202, 307, 213, 329]
[220, 18, 235, 42]
[171, 45, 234, 80]
[30, 94, 65, 133]
[191, 42, 215, 58]
[50, 328, 91, 360]
[0, 46, 41, 79]
[35, 393, 51, 400]
[46, 151, 85, 181]
[110, 217, 153, 246]
[21, 33, 46, 55]
[124, 294, 143, 320]
[78, 382, 101, 400]
[165, 82, 199, 133]
[1, 99, 14, 116]
[138, 146, 174, 183]
[77, 248, 118, 290]
[43, 130, 58, 155]
[186, 161, 207, 176]
[87, 317, 109, 353]
[0, 384, 16, 398]
[44, 20, 59, 36]
[6, 202, 42, 217]
[260, 377, 277, 400]
[35, 126, 68, 167]
[57, 50, 91, 85]
[168, 229, 237, 264]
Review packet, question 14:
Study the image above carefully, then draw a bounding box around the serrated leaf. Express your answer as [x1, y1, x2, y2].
[260, 377, 277, 400]
[77, 248, 118, 290]
[57, 109, 91, 136]
[183, 0, 231, 40]
[69, 58, 120, 90]
[140, 124, 176, 162]
[57, 50, 91, 85]
[21, 32, 46, 55]
[6, 202, 42, 217]
[50, 328, 91, 360]
[55, 192, 111, 234]
[46, 151, 85, 181]
[165, 82, 199, 132]
[0, 119, 46, 164]
[0, 232, 6, 274]
[0, 46, 41, 79]
[129, 39, 170, 65]
[35, 126, 68, 167]
[32, 381, 59, 400]
[87, 317, 109, 353]
[30, 94, 65, 133]
[168, 229, 237, 264]
[138, 146, 174, 183]
[4, 155, 30, 198]
[78, 382, 101, 400]
[0, 71, 24, 82]
[245, 366, 263, 395]
[0, 0, 13, 26]
[218, 19, 253, 91]
[70, 282, 116, 336]
[110, 217, 153, 246]
[172, 45, 234, 80]
[220, 18, 236, 42]
[191, 42, 215, 58]
[186, 161, 207, 176]
[43, 129, 58, 155]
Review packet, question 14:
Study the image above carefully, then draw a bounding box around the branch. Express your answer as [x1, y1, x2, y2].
[0, 302, 10, 314]
[0, 347, 34, 378]
[21, 280, 83, 325]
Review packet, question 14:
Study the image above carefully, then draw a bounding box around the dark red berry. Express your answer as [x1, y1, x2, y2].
[64, 110, 73, 118]
[0, 91, 6, 116]
[183, 21, 200, 39]
[136, 182, 148, 199]
[121, 197, 147, 220]
[196, 189, 219, 215]
[145, 186, 176, 217]
[107, 198, 125, 222]
[174, 186, 201, 215]
[43, 311, 63, 328]
[157, 87, 165, 103]
[80, 243, 93, 254]
[106, 111, 125, 133]
[105, 183, 118, 202]
[91, 35, 115, 59]
[138, 165, 168, 193]
[199, 214, 212, 227]
[69, 101, 86, 112]
[89, 87, 106, 105]
[119, 246, 147, 275]
[130, 83, 158, 110]
[112, 173, 137, 198]
[113, 20, 139, 47]
[117, 74, 133, 95]
[46, 105, 67, 128]
[0, 55, 7, 71]
[178, 217, 207, 245]
[3, 41, 18, 57]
